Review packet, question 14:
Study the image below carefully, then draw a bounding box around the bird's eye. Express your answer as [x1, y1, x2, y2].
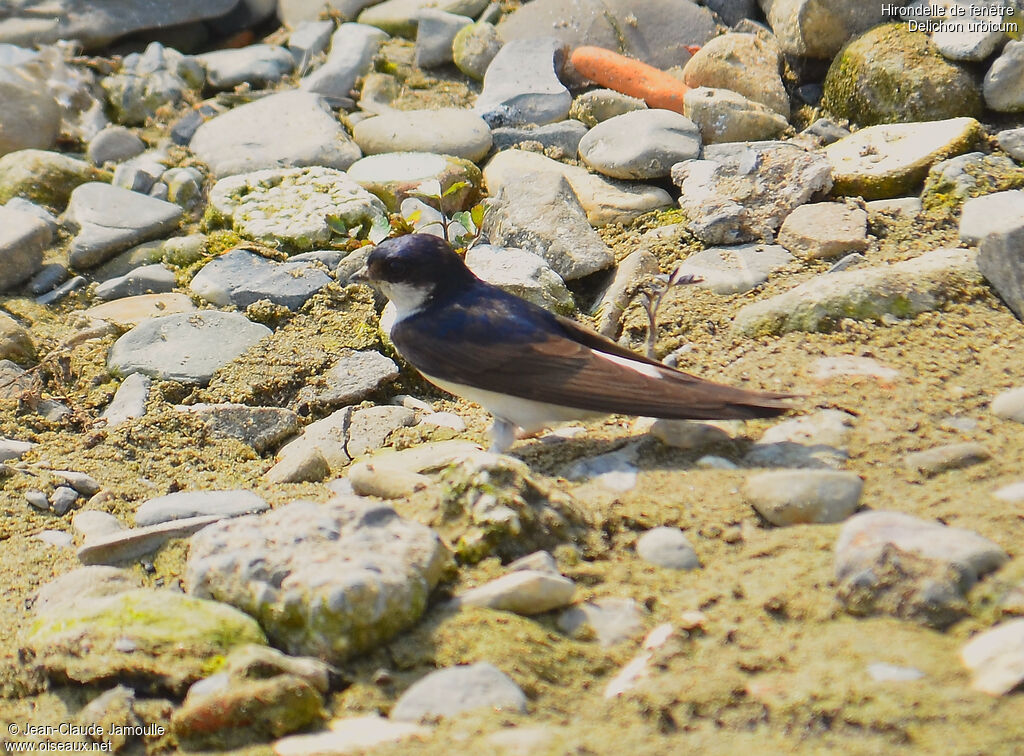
[388, 260, 407, 278]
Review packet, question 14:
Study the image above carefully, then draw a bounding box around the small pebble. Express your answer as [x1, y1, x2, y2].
[50, 486, 81, 516]
[902, 442, 991, 477]
[456, 570, 576, 615]
[636, 527, 701, 570]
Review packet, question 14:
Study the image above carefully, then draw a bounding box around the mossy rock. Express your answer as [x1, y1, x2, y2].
[822, 24, 982, 127]
[347, 151, 482, 214]
[0, 149, 110, 210]
[26, 589, 267, 695]
[921, 152, 1024, 212]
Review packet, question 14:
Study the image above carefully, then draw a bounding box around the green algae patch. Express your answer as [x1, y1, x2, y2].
[921, 152, 1024, 212]
[822, 24, 982, 127]
[0, 149, 110, 210]
[27, 589, 266, 695]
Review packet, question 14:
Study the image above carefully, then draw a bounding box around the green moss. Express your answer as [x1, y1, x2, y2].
[921, 154, 1024, 212]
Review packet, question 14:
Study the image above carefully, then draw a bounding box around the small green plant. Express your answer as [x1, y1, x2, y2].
[407, 179, 487, 250]
[325, 212, 393, 245]
[636, 266, 704, 360]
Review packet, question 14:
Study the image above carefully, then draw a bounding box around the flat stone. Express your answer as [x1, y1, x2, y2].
[484, 149, 672, 226]
[50, 486, 80, 516]
[992, 386, 1024, 423]
[196, 45, 294, 90]
[78, 516, 223, 566]
[87, 126, 146, 166]
[299, 23, 388, 100]
[578, 109, 701, 180]
[295, 349, 400, 411]
[557, 598, 645, 645]
[0, 81, 60, 157]
[455, 570, 576, 614]
[274, 716, 431, 756]
[208, 167, 387, 251]
[66, 183, 182, 269]
[733, 248, 984, 335]
[671, 141, 833, 245]
[186, 497, 449, 662]
[825, 117, 982, 200]
[94, 264, 176, 300]
[744, 409, 853, 469]
[108, 311, 271, 385]
[0, 436, 36, 462]
[959, 191, 1024, 245]
[275, 405, 416, 473]
[482, 171, 614, 280]
[636, 527, 701, 569]
[191, 92, 362, 179]
[452, 21, 503, 80]
[190, 249, 331, 310]
[683, 87, 789, 144]
[465, 243, 573, 313]
[415, 9, 472, 68]
[649, 419, 732, 451]
[0, 149, 108, 209]
[353, 109, 492, 162]
[357, 0, 488, 38]
[347, 151, 481, 212]
[996, 127, 1024, 161]
[347, 440, 487, 497]
[675, 243, 793, 294]
[565, 444, 640, 492]
[36, 530, 74, 548]
[287, 20, 335, 66]
[27, 585, 264, 695]
[902, 442, 991, 476]
[0, 203, 52, 291]
[264, 448, 330, 484]
[961, 619, 1024, 695]
[778, 203, 869, 260]
[977, 218, 1024, 319]
[474, 37, 570, 127]
[993, 481, 1024, 503]
[569, 89, 646, 127]
[86, 293, 196, 328]
[743, 470, 862, 526]
[933, 1, 1009, 61]
[100, 372, 151, 426]
[390, 663, 526, 722]
[72, 511, 124, 541]
[135, 490, 269, 527]
[56, 471, 102, 499]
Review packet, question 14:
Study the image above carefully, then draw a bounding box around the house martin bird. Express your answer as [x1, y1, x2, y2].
[354, 234, 793, 452]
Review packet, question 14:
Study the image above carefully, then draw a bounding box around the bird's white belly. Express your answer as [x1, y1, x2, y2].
[423, 373, 602, 433]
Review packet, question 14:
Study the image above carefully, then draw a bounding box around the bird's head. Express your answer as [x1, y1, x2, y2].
[353, 233, 475, 315]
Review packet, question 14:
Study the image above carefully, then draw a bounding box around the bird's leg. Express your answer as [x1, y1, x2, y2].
[488, 418, 519, 453]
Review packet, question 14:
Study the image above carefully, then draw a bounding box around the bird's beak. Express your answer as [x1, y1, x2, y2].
[350, 265, 370, 284]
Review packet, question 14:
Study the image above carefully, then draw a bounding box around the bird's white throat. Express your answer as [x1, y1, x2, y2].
[377, 281, 432, 320]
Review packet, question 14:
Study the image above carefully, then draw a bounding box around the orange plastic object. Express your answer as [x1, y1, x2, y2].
[570, 46, 690, 114]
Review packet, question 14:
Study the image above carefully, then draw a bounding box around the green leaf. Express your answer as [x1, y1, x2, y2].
[470, 202, 486, 230]
[410, 179, 442, 199]
[369, 214, 392, 244]
[451, 210, 472, 233]
[406, 209, 422, 225]
[326, 215, 347, 236]
[442, 180, 469, 198]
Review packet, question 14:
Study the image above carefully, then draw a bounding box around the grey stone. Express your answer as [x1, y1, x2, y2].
[932, 1, 1009, 61]
[778, 202, 869, 260]
[136, 490, 269, 527]
[508, 550, 559, 575]
[287, 21, 335, 69]
[557, 598, 645, 645]
[357, 0, 489, 37]
[594, 248, 659, 337]
[52, 470, 100, 497]
[0, 80, 60, 157]
[26, 490, 49, 510]
[482, 171, 614, 280]
[78, 516, 223, 566]
[264, 448, 331, 484]
[672, 141, 833, 245]
[961, 619, 1024, 695]
[992, 386, 1024, 423]
[36, 530, 74, 548]
[865, 197, 922, 219]
[491, 120, 588, 158]
[961, 191, 1024, 246]
[108, 311, 271, 385]
[649, 419, 732, 451]
[0, 148, 105, 209]
[565, 444, 640, 492]
[196, 45, 294, 90]
[683, 87, 790, 144]
[0, 0, 238, 49]
[744, 409, 854, 470]
[474, 37, 571, 127]
[50, 486, 80, 516]
[452, 20, 502, 80]
[187, 497, 449, 662]
[353, 109, 492, 162]
[296, 349, 399, 411]
[276, 405, 415, 473]
[801, 117, 850, 146]
[0, 204, 52, 290]
[569, 89, 646, 128]
[465, 243, 573, 314]
[208, 167, 386, 250]
[924, 152, 1024, 211]
[347, 151, 480, 212]
[101, 372, 151, 426]
[903, 442, 991, 476]
[94, 264, 175, 300]
[578, 110, 700, 180]
[279, 0, 382, 27]
[86, 126, 145, 166]
[391, 663, 526, 721]
[176, 404, 301, 453]
[733, 248, 984, 335]
[0, 436, 35, 462]
[191, 92, 362, 179]
[977, 217, 1024, 318]
[456, 570, 576, 615]
[984, 39, 1024, 112]
[996, 127, 1024, 161]
[743, 470, 862, 526]
[190, 249, 331, 310]
[101, 43, 204, 126]
[675, 243, 793, 295]
[3, 197, 58, 233]
[346, 405, 417, 458]
[0, 311, 33, 362]
[682, 32, 788, 116]
[415, 9, 472, 68]
[760, 0, 890, 59]
[636, 527, 701, 570]
[65, 183, 182, 269]
[299, 23, 388, 100]
[484, 149, 672, 226]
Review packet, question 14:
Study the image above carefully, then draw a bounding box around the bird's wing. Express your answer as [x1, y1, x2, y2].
[392, 292, 792, 420]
